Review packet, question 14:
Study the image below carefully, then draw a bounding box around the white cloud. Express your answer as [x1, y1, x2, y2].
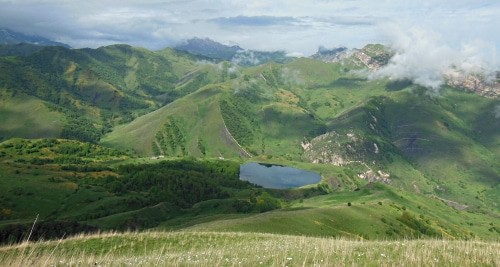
[371, 25, 499, 94]
[0, 0, 498, 55]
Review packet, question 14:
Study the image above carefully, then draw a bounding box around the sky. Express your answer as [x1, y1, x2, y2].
[0, 0, 498, 56]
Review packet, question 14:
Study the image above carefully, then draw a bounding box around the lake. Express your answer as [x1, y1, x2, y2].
[239, 162, 321, 189]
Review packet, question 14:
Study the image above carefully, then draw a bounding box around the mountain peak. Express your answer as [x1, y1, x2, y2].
[175, 37, 242, 60]
[174, 37, 289, 66]
[186, 37, 242, 50]
[311, 46, 349, 63]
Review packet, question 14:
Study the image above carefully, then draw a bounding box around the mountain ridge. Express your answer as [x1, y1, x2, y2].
[175, 37, 290, 66]
[0, 28, 70, 48]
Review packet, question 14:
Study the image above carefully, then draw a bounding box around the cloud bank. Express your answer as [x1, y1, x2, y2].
[0, 1, 498, 56]
[371, 25, 499, 93]
[210, 16, 300, 27]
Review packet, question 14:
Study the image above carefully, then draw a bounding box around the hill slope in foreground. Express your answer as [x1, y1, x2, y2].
[1, 231, 498, 266]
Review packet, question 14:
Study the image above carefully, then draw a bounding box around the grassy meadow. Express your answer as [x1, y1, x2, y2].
[0, 231, 498, 266]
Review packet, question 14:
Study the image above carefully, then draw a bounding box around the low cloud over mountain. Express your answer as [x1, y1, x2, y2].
[371, 25, 499, 94]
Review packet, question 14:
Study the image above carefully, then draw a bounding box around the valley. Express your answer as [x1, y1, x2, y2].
[0, 37, 498, 265]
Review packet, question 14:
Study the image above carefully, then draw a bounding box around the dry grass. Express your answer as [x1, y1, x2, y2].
[0, 231, 498, 266]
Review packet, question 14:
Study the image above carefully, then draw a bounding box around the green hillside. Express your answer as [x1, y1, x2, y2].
[188, 183, 497, 240]
[102, 51, 499, 214]
[102, 60, 360, 158]
[301, 87, 499, 212]
[101, 85, 247, 157]
[0, 44, 219, 143]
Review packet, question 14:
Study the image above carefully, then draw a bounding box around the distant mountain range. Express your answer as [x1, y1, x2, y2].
[175, 37, 243, 61]
[0, 28, 70, 48]
[0, 28, 289, 66]
[175, 37, 289, 66]
[0, 28, 386, 68]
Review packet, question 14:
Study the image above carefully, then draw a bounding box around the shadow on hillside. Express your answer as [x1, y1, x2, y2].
[261, 107, 327, 140]
[309, 77, 367, 89]
[385, 80, 413, 92]
[328, 78, 367, 89]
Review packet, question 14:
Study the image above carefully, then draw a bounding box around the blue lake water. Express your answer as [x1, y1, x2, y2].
[239, 162, 321, 189]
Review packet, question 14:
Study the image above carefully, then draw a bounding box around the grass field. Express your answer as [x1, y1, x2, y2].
[0, 231, 498, 266]
[186, 184, 499, 240]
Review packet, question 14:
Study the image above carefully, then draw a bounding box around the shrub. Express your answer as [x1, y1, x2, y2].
[255, 192, 281, 212]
